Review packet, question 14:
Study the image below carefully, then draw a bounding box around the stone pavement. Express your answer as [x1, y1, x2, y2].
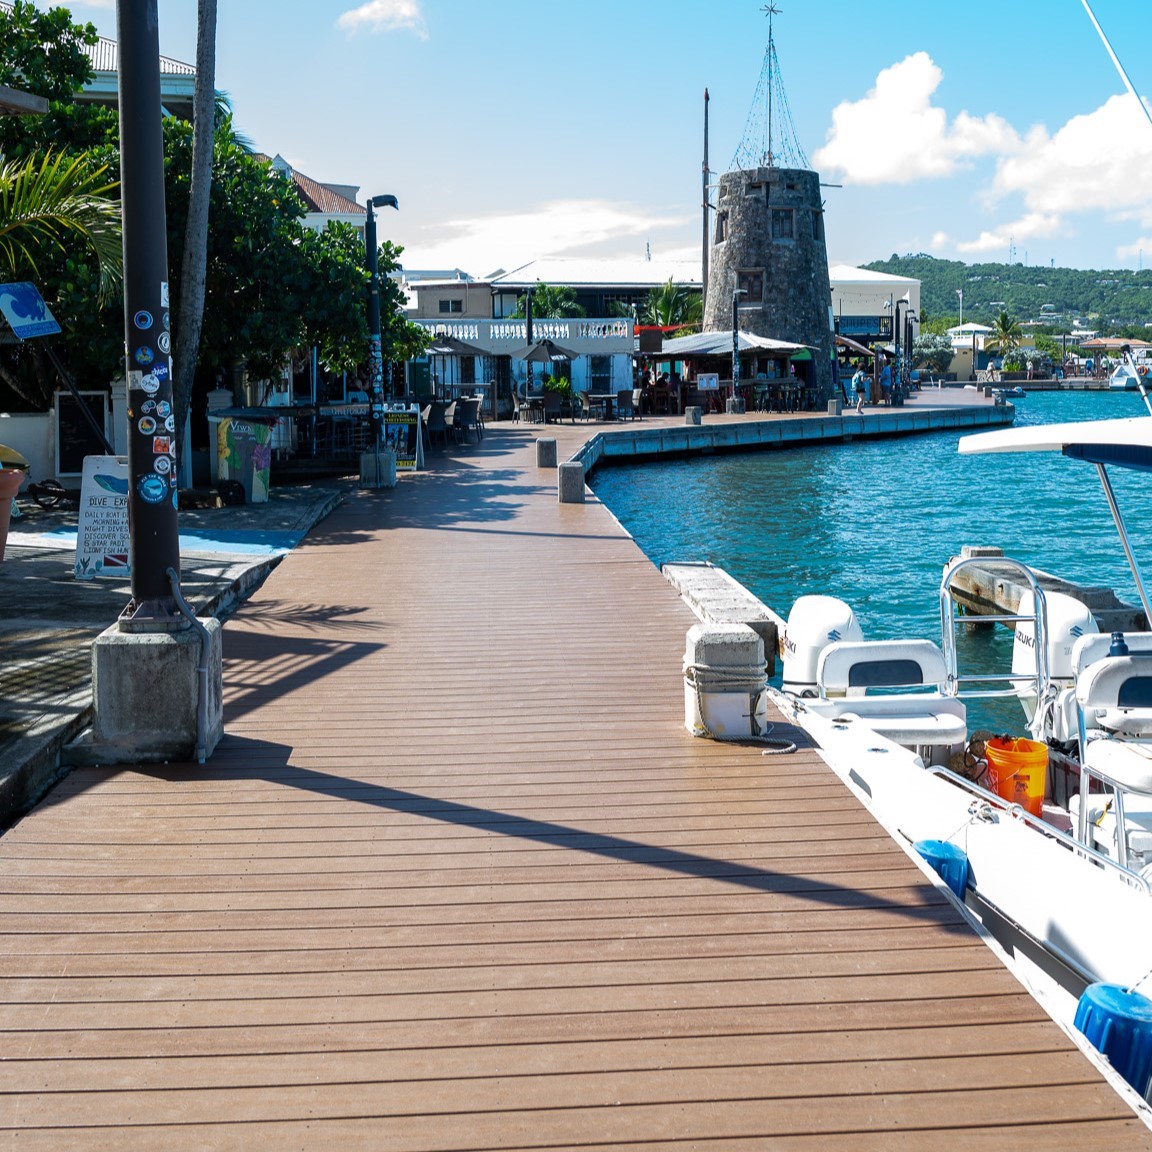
[0, 481, 346, 824]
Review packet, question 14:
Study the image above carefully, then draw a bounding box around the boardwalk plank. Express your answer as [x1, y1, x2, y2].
[1, 424, 1147, 1148]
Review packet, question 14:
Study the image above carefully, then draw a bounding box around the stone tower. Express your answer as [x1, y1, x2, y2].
[701, 8, 833, 398]
[702, 166, 833, 396]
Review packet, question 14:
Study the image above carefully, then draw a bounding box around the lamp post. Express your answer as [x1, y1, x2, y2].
[730, 288, 747, 413]
[364, 193, 398, 479]
[957, 288, 964, 327]
[117, 0, 179, 623]
[894, 296, 911, 388]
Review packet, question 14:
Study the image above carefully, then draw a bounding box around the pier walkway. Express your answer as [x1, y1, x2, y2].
[2, 409, 1149, 1147]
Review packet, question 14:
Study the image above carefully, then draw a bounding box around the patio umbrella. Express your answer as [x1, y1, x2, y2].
[509, 338, 580, 363]
[509, 338, 581, 393]
[426, 335, 490, 396]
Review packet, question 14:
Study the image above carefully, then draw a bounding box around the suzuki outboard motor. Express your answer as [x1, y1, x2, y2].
[782, 595, 863, 696]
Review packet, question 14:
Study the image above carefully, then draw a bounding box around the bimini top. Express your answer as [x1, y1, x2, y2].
[959, 417, 1152, 472]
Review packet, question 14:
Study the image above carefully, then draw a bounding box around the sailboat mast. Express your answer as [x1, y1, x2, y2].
[702, 88, 710, 315]
[1081, 0, 1152, 133]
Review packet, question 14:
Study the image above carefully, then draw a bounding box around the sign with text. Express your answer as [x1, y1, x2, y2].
[75, 455, 130, 580]
[382, 407, 423, 471]
[697, 373, 720, 391]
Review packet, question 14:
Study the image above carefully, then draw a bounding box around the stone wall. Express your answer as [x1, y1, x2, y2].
[704, 166, 834, 398]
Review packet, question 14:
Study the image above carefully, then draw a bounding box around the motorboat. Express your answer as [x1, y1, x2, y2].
[751, 414, 1152, 1116]
[1110, 365, 1142, 390]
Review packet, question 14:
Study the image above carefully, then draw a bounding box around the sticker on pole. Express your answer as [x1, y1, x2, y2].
[75, 455, 130, 580]
[0, 282, 61, 340]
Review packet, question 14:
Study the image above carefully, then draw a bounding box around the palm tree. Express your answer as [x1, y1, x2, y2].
[641, 279, 702, 334]
[985, 309, 1023, 359]
[0, 151, 121, 298]
[173, 0, 218, 454]
[510, 283, 585, 319]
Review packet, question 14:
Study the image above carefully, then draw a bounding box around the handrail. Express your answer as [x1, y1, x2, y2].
[926, 765, 1151, 895]
[940, 556, 1050, 713]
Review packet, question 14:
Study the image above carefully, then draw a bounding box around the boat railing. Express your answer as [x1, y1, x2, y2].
[939, 557, 1051, 706]
[925, 764, 1151, 895]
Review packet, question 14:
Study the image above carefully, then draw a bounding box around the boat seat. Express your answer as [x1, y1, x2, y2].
[813, 641, 965, 762]
[817, 639, 949, 697]
[1075, 654, 1152, 868]
[1072, 632, 1152, 677]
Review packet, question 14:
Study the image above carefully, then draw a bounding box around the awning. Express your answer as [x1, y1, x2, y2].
[835, 334, 875, 358]
[661, 329, 809, 357]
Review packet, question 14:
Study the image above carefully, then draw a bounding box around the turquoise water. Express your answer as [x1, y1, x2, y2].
[590, 390, 1152, 730]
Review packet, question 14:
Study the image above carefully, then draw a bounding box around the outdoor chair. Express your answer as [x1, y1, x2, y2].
[422, 403, 450, 451]
[616, 389, 636, 421]
[577, 391, 602, 420]
[632, 388, 644, 418]
[458, 397, 483, 443]
[442, 401, 459, 443]
[541, 391, 563, 424]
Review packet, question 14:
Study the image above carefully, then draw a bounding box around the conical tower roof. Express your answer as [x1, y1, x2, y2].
[730, 4, 809, 172]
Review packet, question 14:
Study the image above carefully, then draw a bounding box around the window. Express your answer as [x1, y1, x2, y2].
[590, 355, 611, 391]
[737, 271, 763, 303]
[812, 211, 824, 241]
[771, 208, 794, 240]
[745, 181, 763, 198]
[438, 299, 463, 314]
[715, 212, 728, 243]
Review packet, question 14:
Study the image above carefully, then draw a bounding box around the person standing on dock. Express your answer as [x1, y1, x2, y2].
[852, 366, 868, 414]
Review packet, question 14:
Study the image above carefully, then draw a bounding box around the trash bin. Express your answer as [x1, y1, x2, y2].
[215, 415, 274, 503]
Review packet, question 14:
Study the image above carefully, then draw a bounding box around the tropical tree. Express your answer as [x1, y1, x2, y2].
[510, 283, 585, 319]
[911, 332, 954, 376]
[985, 309, 1023, 359]
[641, 279, 702, 333]
[172, 0, 218, 451]
[0, 152, 122, 408]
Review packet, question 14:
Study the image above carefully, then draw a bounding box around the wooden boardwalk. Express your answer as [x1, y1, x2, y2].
[1, 420, 1148, 1149]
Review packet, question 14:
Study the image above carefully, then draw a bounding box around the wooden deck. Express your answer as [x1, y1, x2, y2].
[2, 420, 1149, 1149]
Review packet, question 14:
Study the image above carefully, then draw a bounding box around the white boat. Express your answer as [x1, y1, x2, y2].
[750, 415, 1152, 1118]
[1110, 365, 1141, 390]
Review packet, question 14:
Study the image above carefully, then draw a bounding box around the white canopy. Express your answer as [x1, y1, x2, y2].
[661, 330, 809, 357]
[959, 417, 1152, 471]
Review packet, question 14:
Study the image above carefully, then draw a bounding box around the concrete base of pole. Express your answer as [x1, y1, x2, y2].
[725, 397, 746, 414]
[685, 407, 702, 425]
[827, 398, 843, 416]
[536, 438, 557, 468]
[558, 460, 585, 503]
[64, 618, 223, 765]
[359, 449, 397, 489]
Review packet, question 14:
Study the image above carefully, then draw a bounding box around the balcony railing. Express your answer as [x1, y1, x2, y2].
[415, 317, 633, 355]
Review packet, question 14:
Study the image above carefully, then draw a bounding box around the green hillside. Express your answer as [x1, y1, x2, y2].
[864, 254, 1152, 333]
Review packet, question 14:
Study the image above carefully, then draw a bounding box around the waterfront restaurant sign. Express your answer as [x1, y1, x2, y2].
[698, 372, 720, 392]
[75, 455, 130, 579]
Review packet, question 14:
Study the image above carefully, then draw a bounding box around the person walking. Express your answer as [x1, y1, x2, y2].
[852, 365, 868, 414]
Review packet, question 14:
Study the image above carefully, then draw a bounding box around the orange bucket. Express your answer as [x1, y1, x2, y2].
[985, 736, 1048, 816]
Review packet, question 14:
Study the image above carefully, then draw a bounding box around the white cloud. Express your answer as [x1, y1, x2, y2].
[337, 0, 427, 38]
[989, 94, 1152, 227]
[399, 199, 689, 275]
[955, 212, 1063, 256]
[813, 52, 1020, 185]
[1118, 237, 1152, 262]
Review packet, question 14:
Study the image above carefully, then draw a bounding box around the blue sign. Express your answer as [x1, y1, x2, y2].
[0, 282, 61, 339]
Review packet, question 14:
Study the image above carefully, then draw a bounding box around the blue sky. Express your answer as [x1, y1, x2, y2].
[66, 0, 1152, 278]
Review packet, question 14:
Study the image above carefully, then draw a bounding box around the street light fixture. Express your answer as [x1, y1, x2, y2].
[364, 192, 398, 478]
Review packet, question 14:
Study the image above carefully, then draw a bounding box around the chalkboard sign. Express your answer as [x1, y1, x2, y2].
[54, 391, 109, 476]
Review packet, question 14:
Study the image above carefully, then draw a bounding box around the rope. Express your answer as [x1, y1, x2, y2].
[1127, 964, 1152, 997]
[683, 664, 797, 755]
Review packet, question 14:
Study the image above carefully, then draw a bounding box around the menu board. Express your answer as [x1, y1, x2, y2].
[74, 455, 129, 580]
[697, 373, 720, 392]
[382, 406, 423, 471]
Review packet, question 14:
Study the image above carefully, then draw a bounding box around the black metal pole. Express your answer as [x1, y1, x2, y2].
[365, 201, 383, 448]
[117, 0, 180, 620]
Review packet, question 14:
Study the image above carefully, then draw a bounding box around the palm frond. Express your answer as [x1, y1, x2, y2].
[0, 151, 122, 301]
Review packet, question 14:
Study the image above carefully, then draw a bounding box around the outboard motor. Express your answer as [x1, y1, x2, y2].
[782, 595, 863, 696]
[1013, 588, 1098, 732]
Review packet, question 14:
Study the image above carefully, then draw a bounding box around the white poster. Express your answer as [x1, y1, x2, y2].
[75, 455, 130, 580]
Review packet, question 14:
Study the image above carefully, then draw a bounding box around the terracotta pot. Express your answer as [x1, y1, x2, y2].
[0, 468, 26, 562]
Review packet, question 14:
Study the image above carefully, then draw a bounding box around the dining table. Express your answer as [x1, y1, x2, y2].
[588, 392, 617, 420]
